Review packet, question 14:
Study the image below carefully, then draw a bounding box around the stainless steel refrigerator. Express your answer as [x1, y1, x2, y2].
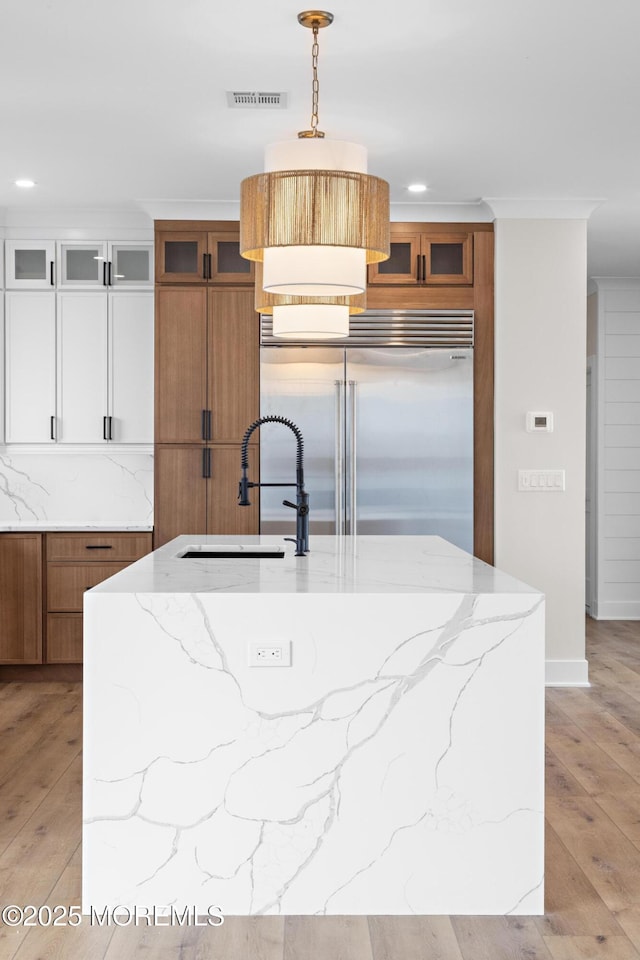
[259, 311, 474, 553]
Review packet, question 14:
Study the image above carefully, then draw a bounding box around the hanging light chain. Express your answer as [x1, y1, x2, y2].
[310, 23, 321, 135]
[297, 11, 332, 139]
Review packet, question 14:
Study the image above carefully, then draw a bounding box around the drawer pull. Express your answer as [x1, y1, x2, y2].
[85, 545, 113, 550]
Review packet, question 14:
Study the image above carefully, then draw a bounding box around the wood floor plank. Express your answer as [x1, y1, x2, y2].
[284, 916, 373, 960]
[0, 755, 81, 907]
[536, 825, 622, 936]
[543, 934, 640, 959]
[616, 906, 640, 950]
[452, 917, 553, 960]
[546, 724, 640, 796]
[545, 747, 590, 798]
[546, 795, 640, 913]
[105, 916, 283, 960]
[10, 845, 115, 960]
[593, 794, 640, 850]
[0, 697, 82, 852]
[369, 916, 463, 960]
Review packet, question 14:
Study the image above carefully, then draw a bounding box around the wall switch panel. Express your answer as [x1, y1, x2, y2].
[518, 469, 565, 491]
[248, 640, 292, 667]
[526, 411, 554, 432]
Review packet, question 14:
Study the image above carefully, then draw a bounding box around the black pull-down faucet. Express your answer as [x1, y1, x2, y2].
[238, 416, 310, 557]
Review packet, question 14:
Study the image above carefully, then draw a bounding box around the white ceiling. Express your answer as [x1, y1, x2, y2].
[1, 0, 639, 278]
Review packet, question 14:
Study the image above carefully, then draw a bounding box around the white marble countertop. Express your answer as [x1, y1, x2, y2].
[89, 534, 540, 596]
[0, 523, 153, 532]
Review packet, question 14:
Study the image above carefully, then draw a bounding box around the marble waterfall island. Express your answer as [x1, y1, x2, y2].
[83, 535, 544, 916]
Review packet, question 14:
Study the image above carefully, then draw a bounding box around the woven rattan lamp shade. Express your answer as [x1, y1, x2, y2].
[240, 169, 390, 264]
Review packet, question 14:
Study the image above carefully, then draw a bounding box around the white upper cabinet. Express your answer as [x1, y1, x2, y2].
[5, 241, 56, 289]
[5, 292, 57, 442]
[109, 244, 153, 288]
[59, 242, 108, 288]
[58, 242, 152, 289]
[109, 292, 154, 442]
[57, 293, 109, 443]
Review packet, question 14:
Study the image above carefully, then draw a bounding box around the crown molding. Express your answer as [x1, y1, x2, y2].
[136, 200, 241, 221]
[484, 197, 604, 219]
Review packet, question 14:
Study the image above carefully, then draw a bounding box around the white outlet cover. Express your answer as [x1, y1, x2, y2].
[248, 640, 292, 667]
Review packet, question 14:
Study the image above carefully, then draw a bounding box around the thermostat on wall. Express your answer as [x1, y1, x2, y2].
[526, 411, 553, 432]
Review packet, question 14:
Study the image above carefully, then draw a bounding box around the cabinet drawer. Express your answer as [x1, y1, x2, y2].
[47, 533, 151, 562]
[46, 614, 83, 663]
[47, 562, 130, 611]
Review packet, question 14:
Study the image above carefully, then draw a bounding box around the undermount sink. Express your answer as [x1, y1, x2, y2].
[178, 545, 285, 560]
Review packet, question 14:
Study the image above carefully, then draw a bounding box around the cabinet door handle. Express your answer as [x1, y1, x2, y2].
[202, 447, 211, 479]
[207, 253, 212, 280]
[201, 409, 207, 440]
[108, 261, 113, 286]
[50, 415, 56, 441]
[85, 544, 113, 550]
[103, 415, 109, 440]
[421, 254, 426, 284]
[103, 262, 108, 286]
[50, 261, 55, 286]
[206, 409, 212, 441]
[108, 415, 113, 440]
[203, 253, 208, 280]
[416, 254, 422, 283]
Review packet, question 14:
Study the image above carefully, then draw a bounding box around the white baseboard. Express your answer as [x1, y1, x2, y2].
[545, 659, 590, 687]
[593, 601, 640, 620]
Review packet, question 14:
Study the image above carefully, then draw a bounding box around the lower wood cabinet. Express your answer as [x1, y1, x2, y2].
[0, 530, 152, 666]
[44, 532, 152, 663]
[0, 533, 43, 664]
[154, 444, 259, 547]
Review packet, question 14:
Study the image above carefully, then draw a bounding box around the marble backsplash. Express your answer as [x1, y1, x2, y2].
[0, 449, 153, 527]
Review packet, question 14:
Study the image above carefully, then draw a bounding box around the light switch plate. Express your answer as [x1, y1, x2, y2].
[518, 469, 565, 491]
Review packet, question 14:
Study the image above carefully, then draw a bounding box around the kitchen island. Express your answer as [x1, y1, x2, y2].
[83, 535, 544, 916]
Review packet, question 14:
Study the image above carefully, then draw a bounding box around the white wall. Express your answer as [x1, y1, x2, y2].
[592, 279, 640, 619]
[494, 218, 588, 685]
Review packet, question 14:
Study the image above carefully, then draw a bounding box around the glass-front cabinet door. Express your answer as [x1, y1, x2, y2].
[208, 233, 254, 284]
[5, 241, 56, 289]
[156, 232, 208, 283]
[108, 243, 153, 288]
[59, 242, 108, 287]
[367, 234, 421, 285]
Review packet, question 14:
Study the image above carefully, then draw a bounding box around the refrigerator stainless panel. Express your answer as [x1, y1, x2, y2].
[260, 344, 474, 553]
[345, 348, 473, 550]
[260, 348, 345, 536]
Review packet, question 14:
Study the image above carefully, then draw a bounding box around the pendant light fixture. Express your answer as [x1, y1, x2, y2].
[240, 10, 390, 298]
[255, 262, 365, 339]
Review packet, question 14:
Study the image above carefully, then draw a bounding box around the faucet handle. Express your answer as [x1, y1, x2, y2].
[282, 499, 298, 511]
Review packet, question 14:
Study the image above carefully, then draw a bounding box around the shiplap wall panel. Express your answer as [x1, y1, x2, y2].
[595, 282, 640, 617]
[603, 538, 640, 560]
[606, 448, 640, 469]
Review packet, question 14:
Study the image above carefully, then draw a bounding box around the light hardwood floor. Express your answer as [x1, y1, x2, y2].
[1, 618, 639, 959]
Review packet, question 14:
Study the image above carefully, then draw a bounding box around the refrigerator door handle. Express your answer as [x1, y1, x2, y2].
[335, 379, 345, 535]
[348, 379, 357, 537]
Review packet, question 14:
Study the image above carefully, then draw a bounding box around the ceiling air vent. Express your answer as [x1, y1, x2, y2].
[226, 91, 288, 109]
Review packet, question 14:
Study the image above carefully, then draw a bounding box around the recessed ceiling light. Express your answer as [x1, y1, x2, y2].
[14, 179, 36, 188]
[407, 183, 428, 193]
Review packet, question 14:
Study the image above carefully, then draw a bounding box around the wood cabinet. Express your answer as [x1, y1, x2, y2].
[45, 531, 152, 663]
[155, 287, 258, 444]
[0, 534, 43, 664]
[368, 230, 473, 286]
[154, 256, 260, 546]
[155, 229, 254, 285]
[154, 444, 259, 546]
